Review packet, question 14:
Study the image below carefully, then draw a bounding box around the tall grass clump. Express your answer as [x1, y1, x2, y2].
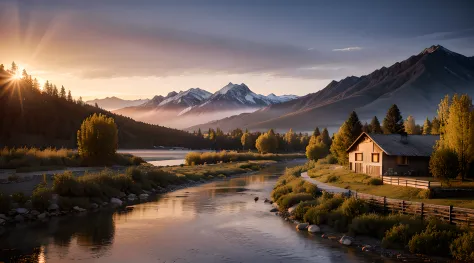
[32, 185, 53, 211]
[349, 214, 422, 239]
[408, 226, 457, 257]
[450, 232, 474, 262]
[277, 193, 314, 211]
[185, 151, 305, 165]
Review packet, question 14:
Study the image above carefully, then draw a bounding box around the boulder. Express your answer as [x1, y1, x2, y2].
[73, 206, 87, 212]
[270, 208, 278, 213]
[37, 213, 47, 220]
[362, 245, 371, 252]
[14, 214, 24, 222]
[339, 235, 353, 246]
[308, 225, 321, 233]
[30, 210, 40, 216]
[139, 194, 149, 200]
[143, 190, 151, 195]
[0, 214, 7, 220]
[16, 208, 29, 214]
[128, 194, 137, 201]
[48, 203, 59, 211]
[90, 203, 99, 210]
[296, 223, 309, 230]
[288, 204, 299, 215]
[110, 198, 123, 206]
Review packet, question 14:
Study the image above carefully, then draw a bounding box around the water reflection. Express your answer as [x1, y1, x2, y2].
[0, 161, 400, 263]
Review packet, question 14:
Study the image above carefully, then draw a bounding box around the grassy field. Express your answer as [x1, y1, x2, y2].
[185, 151, 305, 165]
[307, 164, 474, 209]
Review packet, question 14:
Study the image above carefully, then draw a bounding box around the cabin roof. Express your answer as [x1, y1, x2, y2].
[347, 132, 439, 157]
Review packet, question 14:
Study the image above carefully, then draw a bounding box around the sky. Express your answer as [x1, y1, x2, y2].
[1, 0, 474, 100]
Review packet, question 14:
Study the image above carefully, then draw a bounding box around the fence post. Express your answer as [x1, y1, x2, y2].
[406, 180, 408, 187]
[383, 196, 387, 214]
[402, 200, 405, 214]
[421, 202, 424, 220]
[449, 205, 453, 224]
[355, 191, 358, 199]
[428, 181, 431, 189]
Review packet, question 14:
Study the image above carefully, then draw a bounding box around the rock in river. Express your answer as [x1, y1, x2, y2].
[139, 193, 149, 200]
[73, 206, 87, 212]
[339, 235, 353, 246]
[288, 204, 299, 215]
[296, 223, 309, 230]
[16, 208, 29, 214]
[110, 198, 123, 206]
[269, 208, 278, 213]
[308, 225, 321, 233]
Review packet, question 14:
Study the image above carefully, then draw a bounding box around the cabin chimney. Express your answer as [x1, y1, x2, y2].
[400, 132, 408, 144]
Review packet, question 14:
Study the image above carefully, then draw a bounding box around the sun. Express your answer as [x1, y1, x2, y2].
[12, 71, 22, 80]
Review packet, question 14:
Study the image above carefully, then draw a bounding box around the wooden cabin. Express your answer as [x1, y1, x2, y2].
[346, 132, 439, 177]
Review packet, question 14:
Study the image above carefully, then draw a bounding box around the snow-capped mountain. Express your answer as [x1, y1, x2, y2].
[114, 83, 298, 129]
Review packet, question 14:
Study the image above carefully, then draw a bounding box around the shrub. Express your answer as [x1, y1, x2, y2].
[429, 147, 458, 183]
[272, 185, 292, 201]
[304, 206, 329, 225]
[277, 193, 314, 211]
[217, 174, 226, 179]
[0, 192, 11, 213]
[408, 226, 457, 257]
[367, 178, 383, 185]
[8, 174, 20, 182]
[32, 186, 53, 211]
[53, 171, 83, 196]
[326, 175, 339, 183]
[318, 195, 344, 211]
[349, 213, 421, 239]
[11, 192, 28, 205]
[256, 130, 278, 153]
[293, 200, 319, 220]
[340, 198, 369, 218]
[326, 210, 351, 232]
[417, 189, 432, 199]
[316, 154, 337, 165]
[382, 224, 424, 249]
[450, 232, 474, 262]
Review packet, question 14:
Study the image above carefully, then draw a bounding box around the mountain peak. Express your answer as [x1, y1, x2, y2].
[216, 82, 250, 95]
[420, 45, 454, 55]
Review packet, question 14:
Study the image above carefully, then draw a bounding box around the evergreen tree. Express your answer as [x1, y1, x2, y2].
[312, 127, 321, 137]
[404, 115, 416, 134]
[330, 111, 362, 165]
[369, 116, 383, 134]
[362, 122, 370, 133]
[197, 128, 202, 138]
[422, 117, 432, 135]
[95, 103, 99, 108]
[60, 86, 66, 99]
[78, 96, 83, 105]
[431, 117, 440, 135]
[0, 64, 4, 71]
[67, 90, 73, 102]
[321, 128, 332, 147]
[32, 78, 40, 90]
[10, 61, 18, 74]
[383, 104, 404, 134]
[52, 85, 59, 97]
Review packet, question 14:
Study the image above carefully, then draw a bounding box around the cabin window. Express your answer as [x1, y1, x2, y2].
[355, 153, 363, 161]
[396, 156, 409, 165]
[371, 153, 380, 163]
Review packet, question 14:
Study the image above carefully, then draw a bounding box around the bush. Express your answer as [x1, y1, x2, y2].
[326, 210, 351, 232]
[272, 185, 292, 201]
[277, 193, 314, 211]
[8, 174, 20, 182]
[382, 224, 424, 249]
[293, 200, 319, 220]
[450, 232, 474, 262]
[11, 192, 28, 205]
[340, 198, 369, 218]
[304, 206, 329, 225]
[0, 192, 11, 213]
[349, 213, 422, 239]
[32, 186, 53, 211]
[318, 195, 344, 211]
[53, 171, 83, 196]
[367, 178, 383, 185]
[408, 226, 457, 257]
[326, 175, 339, 183]
[417, 189, 432, 199]
[429, 147, 458, 183]
[316, 154, 337, 165]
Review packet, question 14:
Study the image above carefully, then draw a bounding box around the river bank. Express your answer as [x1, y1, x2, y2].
[1, 160, 400, 263]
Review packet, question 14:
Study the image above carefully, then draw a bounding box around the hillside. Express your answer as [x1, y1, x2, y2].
[115, 83, 298, 129]
[188, 45, 474, 133]
[86, 97, 149, 111]
[0, 68, 208, 149]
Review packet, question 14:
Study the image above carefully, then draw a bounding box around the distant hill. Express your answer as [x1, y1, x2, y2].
[114, 83, 298, 129]
[86, 97, 149, 111]
[188, 45, 474, 133]
[0, 69, 208, 149]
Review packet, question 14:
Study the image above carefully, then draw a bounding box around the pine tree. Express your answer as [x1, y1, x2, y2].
[422, 118, 432, 135]
[52, 85, 59, 97]
[330, 111, 362, 165]
[321, 128, 332, 147]
[0, 64, 4, 71]
[60, 86, 66, 99]
[197, 128, 202, 138]
[313, 127, 321, 137]
[369, 116, 383, 134]
[32, 78, 40, 90]
[67, 90, 73, 102]
[404, 115, 416, 134]
[362, 122, 370, 133]
[431, 117, 440, 135]
[10, 61, 18, 74]
[78, 96, 83, 105]
[383, 104, 404, 134]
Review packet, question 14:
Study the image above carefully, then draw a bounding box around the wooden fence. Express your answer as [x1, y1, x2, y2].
[381, 176, 442, 189]
[353, 192, 474, 227]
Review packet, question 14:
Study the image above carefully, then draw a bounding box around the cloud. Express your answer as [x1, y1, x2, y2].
[332, 47, 363, 52]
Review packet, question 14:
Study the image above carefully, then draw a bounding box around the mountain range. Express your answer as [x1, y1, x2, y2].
[188, 45, 474, 134]
[86, 97, 149, 111]
[114, 83, 298, 129]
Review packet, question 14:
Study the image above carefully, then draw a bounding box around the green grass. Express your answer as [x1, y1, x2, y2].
[185, 151, 305, 165]
[307, 164, 474, 209]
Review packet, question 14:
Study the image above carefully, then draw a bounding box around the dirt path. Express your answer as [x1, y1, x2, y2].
[301, 172, 350, 194]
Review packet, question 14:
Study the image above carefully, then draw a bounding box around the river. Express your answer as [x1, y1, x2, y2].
[0, 161, 397, 263]
[118, 149, 193, 166]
